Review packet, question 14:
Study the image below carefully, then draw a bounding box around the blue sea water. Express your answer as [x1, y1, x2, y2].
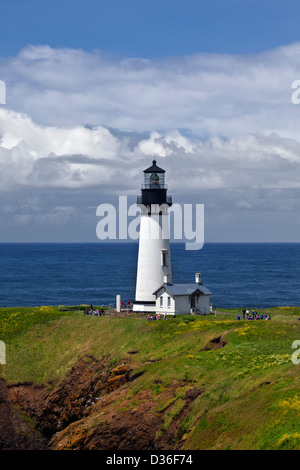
[0, 242, 299, 309]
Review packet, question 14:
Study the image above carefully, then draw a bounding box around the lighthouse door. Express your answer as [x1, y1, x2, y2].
[191, 295, 196, 309]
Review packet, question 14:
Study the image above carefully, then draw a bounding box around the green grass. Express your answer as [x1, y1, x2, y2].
[0, 305, 299, 449]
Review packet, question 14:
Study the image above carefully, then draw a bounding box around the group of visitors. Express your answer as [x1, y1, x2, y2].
[238, 309, 271, 321]
[147, 313, 168, 320]
[84, 304, 105, 316]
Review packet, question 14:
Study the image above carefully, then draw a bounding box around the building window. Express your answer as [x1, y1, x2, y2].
[167, 296, 171, 308]
[150, 172, 159, 186]
[161, 250, 168, 267]
[160, 296, 163, 308]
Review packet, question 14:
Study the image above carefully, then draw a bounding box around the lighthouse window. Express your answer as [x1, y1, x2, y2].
[167, 296, 171, 308]
[150, 173, 159, 186]
[161, 250, 168, 267]
[160, 296, 163, 308]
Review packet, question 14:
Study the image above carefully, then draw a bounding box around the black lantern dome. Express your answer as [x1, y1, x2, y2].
[143, 159, 165, 174]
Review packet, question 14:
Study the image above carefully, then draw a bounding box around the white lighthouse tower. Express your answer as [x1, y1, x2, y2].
[133, 160, 173, 313]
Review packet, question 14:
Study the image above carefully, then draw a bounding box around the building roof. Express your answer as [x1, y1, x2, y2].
[143, 159, 166, 174]
[153, 283, 213, 297]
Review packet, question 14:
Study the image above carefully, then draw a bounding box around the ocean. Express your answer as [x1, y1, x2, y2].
[0, 242, 299, 309]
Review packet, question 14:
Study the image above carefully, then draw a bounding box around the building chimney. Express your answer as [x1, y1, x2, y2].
[195, 273, 202, 284]
[164, 273, 170, 284]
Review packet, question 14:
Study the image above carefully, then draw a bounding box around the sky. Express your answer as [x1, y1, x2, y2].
[1, 0, 300, 242]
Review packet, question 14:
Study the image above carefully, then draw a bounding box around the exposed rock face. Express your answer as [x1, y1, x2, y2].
[200, 335, 227, 351]
[8, 357, 132, 438]
[1, 356, 203, 450]
[0, 378, 45, 450]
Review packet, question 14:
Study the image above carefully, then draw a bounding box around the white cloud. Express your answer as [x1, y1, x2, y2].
[0, 107, 300, 195]
[0, 108, 120, 159]
[1, 43, 300, 138]
[1, 43, 300, 240]
[137, 131, 172, 157]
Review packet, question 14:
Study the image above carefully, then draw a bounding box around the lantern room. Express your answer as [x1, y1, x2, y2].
[137, 160, 172, 208]
[143, 160, 166, 188]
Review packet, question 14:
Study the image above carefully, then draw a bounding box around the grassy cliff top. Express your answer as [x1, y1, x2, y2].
[0, 305, 299, 450]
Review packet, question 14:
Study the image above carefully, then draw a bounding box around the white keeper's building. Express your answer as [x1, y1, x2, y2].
[153, 272, 212, 316]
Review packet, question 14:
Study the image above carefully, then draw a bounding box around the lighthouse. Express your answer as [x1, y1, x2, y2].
[133, 160, 173, 313]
